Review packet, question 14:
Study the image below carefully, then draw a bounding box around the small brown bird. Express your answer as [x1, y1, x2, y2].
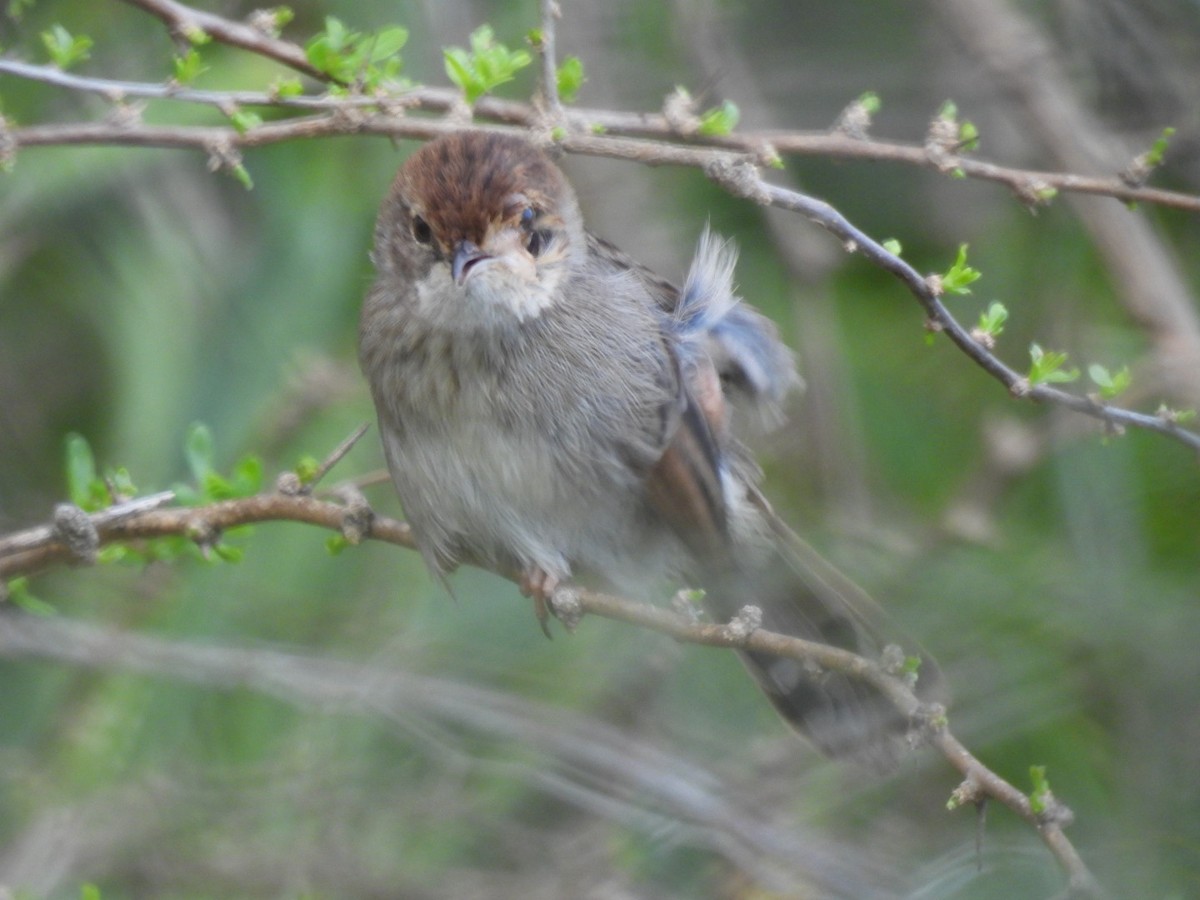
[359, 131, 938, 766]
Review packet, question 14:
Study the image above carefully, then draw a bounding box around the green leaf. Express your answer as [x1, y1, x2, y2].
[230, 163, 254, 190]
[180, 425, 261, 502]
[881, 238, 902, 256]
[934, 100, 979, 152]
[697, 100, 740, 136]
[182, 24, 210, 46]
[369, 27, 408, 62]
[184, 422, 216, 484]
[307, 16, 405, 88]
[107, 466, 137, 500]
[1028, 343, 1080, 386]
[80, 884, 102, 900]
[443, 50, 476, 99]
[230, 455, 263, 496]
[172, 47, 207, 84]
[97, 545, 130, 565]
[213, 542, 244, 563]
[977, 301, 1008, 337]
[556, 55, 585, 103]
[294, 455, 321, 485]
[41, 24, 92, 70]
[228, 109, 262, 134]
[858, 91, 881, 115]
[958, 118, 979, 151]
[443, 25, 533, 103]
[325, 534, 349, 556]
[1144, 126, 1176, 168]
[263, 6, 294, 36]
[63, 435, 117, 511]
[469, 24, 493, 54]
[7, 577, 56, 616]
[1088, 363, 1131, 400]
[202, 470, 234, 500]
[1034, 185, 1058, 203]
[64, 433, 100, 510]
[942, 243, 981, 295]
[272, 77, 304, 98]
[1028, 765, 1050, 815]
[324, 16, 353, 52]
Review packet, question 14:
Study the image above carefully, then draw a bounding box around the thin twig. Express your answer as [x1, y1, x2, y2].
[537, 0, 564, 119]
[118, 0, 327, 81]
[0, 492, 415, 580]
[709, 168, 1200, 453]
[0, 491, 176, 558]
[305, 422, 371, 491]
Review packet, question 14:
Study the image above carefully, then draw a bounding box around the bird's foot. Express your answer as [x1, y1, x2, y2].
[518, 566, 560, 639]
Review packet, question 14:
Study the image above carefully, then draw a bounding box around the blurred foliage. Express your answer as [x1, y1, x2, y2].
[2, 0, 1200, 898]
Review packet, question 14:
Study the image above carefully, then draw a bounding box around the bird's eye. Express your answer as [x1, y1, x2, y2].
[527, 229, 552, 257]
[411, 216, 432, 245]
[518, 207, 550, 256]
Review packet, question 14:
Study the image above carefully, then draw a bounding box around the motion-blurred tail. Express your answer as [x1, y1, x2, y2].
[706, 488, 943, 769]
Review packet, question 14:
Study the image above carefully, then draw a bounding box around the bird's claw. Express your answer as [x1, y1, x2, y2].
[519, 566, 560, 639]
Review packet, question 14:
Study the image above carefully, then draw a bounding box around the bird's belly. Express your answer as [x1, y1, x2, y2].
[390, 416, 668, 584]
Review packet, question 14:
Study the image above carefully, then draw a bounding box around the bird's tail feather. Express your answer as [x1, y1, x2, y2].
[705, 487, 943, 769]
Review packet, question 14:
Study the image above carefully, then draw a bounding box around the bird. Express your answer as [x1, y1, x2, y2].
[358, 130, 939, 767]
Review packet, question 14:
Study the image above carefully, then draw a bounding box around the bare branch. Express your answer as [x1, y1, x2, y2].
[0, 491, 175, 559]
[0, 491, 415, 580]
[536, 0, 564, 119]
[301, 422, 371, 492]
[760, 131, 1200, 214]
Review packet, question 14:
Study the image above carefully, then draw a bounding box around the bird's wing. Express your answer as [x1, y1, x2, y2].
[585, 232, 734, 562]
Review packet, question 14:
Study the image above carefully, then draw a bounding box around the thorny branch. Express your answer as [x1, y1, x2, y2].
[0, 483, 1101, 896]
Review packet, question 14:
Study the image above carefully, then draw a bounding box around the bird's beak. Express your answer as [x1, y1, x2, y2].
[451, 240, 492, 286]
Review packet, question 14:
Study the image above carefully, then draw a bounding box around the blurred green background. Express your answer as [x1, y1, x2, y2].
[2, 0, 1199, 897]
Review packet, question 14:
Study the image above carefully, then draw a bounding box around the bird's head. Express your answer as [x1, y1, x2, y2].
[374, 131, 584, 326]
